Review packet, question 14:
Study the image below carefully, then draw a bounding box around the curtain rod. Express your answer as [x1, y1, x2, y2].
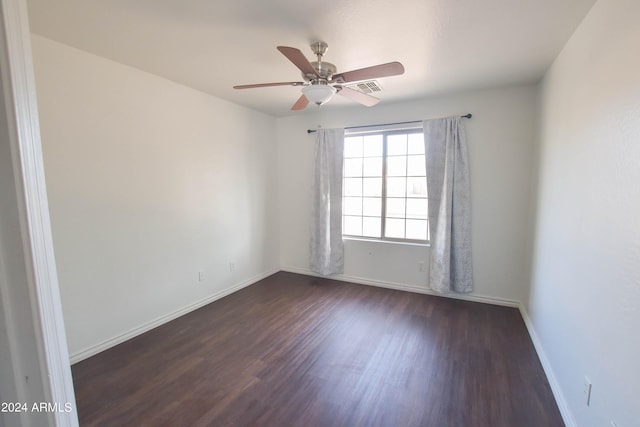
[306, 114, 472, 134]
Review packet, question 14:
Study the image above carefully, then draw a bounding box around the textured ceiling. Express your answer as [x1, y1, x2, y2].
[26, 0, 596, 117]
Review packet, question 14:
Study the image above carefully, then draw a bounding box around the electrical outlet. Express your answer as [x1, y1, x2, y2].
[229, 261, 236, 272]
[418, 261, 426, 272]
[198, 271, 205, 282]
[583, 377, 592, 406]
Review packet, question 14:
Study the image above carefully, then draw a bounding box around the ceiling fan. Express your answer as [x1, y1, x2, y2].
[233, 42, 405, 110]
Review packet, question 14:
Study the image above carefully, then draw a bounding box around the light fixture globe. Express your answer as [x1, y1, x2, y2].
[302, 84, 336, 106]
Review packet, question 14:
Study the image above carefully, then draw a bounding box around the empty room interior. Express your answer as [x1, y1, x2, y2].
[1, 0, 639, 426]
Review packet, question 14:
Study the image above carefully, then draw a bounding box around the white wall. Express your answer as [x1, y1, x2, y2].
[527, 0, 640, 425]
[278, 85, 538, 303]
[31, 35, 280, 360]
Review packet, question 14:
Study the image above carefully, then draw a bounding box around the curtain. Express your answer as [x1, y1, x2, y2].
[423, 117, 473, 293]
[310, 128, 345, 275]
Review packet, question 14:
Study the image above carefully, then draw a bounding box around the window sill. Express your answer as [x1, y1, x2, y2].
[343, 236, 430, 248]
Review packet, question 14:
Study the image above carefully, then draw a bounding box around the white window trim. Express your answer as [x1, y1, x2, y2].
[342, 125, 429, 244]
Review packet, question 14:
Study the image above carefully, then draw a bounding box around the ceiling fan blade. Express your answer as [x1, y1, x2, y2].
[233, 81, 304, 89]
[291, 94, 309, 111]
[336, 86, 380, 107]
[277, 46, 319, 77]
[332, 62, 405, 83]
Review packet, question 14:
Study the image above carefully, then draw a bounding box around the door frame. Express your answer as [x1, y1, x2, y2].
[0, 0, 78, 425]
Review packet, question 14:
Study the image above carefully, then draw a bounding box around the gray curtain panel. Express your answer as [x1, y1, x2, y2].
[309, 128, 345, 275]
[423, 117, 473, 293]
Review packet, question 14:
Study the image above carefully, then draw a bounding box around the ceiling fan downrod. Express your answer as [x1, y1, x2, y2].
[312, 41, 328, 69]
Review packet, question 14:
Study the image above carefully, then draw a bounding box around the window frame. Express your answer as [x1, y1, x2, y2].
[342, 126, 429, 245]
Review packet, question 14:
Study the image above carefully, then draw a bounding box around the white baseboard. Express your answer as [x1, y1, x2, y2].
[69, 268, 279, 364]
[280, 266, 520, 308]
[519, 304, 575, 427]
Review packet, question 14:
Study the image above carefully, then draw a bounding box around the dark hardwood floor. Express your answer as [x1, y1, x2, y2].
[72, 272, 564, 427]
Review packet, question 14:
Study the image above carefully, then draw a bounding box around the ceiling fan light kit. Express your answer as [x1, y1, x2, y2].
[233, 42, 404, 111]
[302, 84, 336, 105]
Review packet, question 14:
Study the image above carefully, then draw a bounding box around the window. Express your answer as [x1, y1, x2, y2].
[342, 128, 429, 243]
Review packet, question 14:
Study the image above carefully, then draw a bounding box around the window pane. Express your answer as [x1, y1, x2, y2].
[344, 197, 362, 216]
[343, 178, 362, 196]
[362, 217, 382, 238]
[344, 158, 363, 177]
[386, 156, 407, 176]
[343, 130, 430, 243]
[406, 219, 427, 240]
[386, 198, 405, 218]
[363, 135, 383, 157]
[363, 157, 382, 177]
[385, 218, 405, 238]
[387, 134, 407, 155]
[344, 136, 363, 158]
[362, 197, 381, 217]
[407, 155, 426, 176]
[363, 177, 382, 196]
[407, 177, 427, 197]
[407, 133, 424, 154]
[386, 177, 406, 197]
[406, 198, 428, 220]
[344, 216, 362, 236]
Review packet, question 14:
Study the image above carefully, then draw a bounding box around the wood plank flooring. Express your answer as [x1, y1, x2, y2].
[71, 272, 564, 426]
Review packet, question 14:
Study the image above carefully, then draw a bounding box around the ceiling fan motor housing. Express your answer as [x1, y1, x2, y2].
[304, 61, 336, 83]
